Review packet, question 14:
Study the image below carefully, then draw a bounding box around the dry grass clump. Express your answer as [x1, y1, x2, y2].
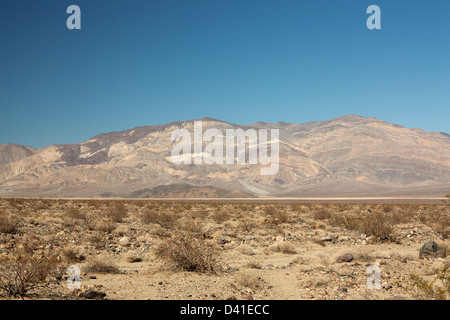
[239, 219, 257, 233]
[154, 230, 223, 274]
[264, 209, 290, 227]
[329, 210, 394, 242]
[66, 207, 86, 220]
[104, 202, 128, 223]
[0, 211, 20, 234]
[84, 213, 117, 233]
[312, 208, 332, 221]
[140, 209, 179, 229]
[245, 260, 263, 269]
[211, 211, 230, 224]
[85, 257, 119, 274]
[329, 212, 359, 230]
[324, 203, 448, 242]
[87, 233, 105, 249]
[177, 219, 208, 239]
[0, 245, 61, 298]
[64, 205, 118, 233]
[236, 272, 261, 290]
[270, 242, 297, 254]
[61, 246, 86, 264]
[416, 208, 450, 238]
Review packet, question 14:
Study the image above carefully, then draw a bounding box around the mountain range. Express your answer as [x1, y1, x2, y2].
[0, 115, 449, 198]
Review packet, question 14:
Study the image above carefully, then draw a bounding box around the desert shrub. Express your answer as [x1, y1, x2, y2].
[88, 233, 105, 249]
[329, 212, 359, 230]
[211, 211, 230, 224]
[239, 219, 256, 233]
[0, 211, 20, 234]
[262, 205, 277, 216]
[0, 245, 61, 298]
[105, 202, 128, 223]
[83, 212, 116, 233]
[85, 257, 119, 274]
[386, 211, 412, 225]
[245, 260, 263, 269]
[66, 207, 86, 220]
[154, 231, 223, 274]
[330, 211, 394, 242]
[177, 219, 206, 239]
[191, 209, 209, 220]
[417, 208, 450, 237]
[30, 200, 51, 211]
[409, 266, 450, 300]
[265, 210, 290, 227]
[270, 242, 297, 254]
[312, 208, 332, 221]
[140, 209, 178, 229]
[94, 219, 116, 233]
[85, 199, 103, 208]
[6, 198, 25, 210]
[358, 211, 394, 241]
[236, 273, 261, 290]
[62, 246, 86, 263]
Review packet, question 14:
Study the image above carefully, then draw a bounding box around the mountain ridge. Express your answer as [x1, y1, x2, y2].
[1, 115, 449, 198]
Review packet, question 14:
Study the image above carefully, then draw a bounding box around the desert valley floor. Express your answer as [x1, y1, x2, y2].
[0, 198, 449, 300]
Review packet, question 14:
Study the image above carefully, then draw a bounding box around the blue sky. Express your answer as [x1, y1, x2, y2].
[1, 0, 449, 148]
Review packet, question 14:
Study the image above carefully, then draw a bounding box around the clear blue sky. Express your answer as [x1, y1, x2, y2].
[1, 0, 449, 148]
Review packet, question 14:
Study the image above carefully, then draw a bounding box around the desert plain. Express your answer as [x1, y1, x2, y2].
[0, 197, 448, 300]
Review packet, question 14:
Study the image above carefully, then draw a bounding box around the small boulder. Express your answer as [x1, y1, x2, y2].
[419, 241, 439, 259]
[119, 236, 129, 247]
[219, 235, 232, 244]
[336, 253, 354, 263]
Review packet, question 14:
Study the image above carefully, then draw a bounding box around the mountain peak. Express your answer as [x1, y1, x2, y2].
[332, 114, 367, 122]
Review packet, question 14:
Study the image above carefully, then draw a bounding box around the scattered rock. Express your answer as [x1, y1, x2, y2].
[80, 289, 106, 300]
[125, 256, 143, 263]
[419, 241, 439, 259]
[320, 235, 338, 243]
[336, 253, 353, 263]
[219, 235, 232, 244]
[119, 236, 129, 247]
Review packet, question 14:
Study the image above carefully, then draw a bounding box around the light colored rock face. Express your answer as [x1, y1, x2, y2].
[0, 115, 449, 198]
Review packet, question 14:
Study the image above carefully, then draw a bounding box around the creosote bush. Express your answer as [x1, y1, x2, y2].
[0, 245, 61, 298]
[154, 230, 223, 274]
[358, 211, 394, 241]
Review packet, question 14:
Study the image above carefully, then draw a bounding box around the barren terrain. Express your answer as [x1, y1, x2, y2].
[2, 116, 449, 198]
[0, 198, 449, 300]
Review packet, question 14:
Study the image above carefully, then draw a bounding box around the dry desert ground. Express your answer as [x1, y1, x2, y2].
[0, 198, 449, 300]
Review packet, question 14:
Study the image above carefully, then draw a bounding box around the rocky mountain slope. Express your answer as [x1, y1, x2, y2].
[0, 115, 449, 198]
